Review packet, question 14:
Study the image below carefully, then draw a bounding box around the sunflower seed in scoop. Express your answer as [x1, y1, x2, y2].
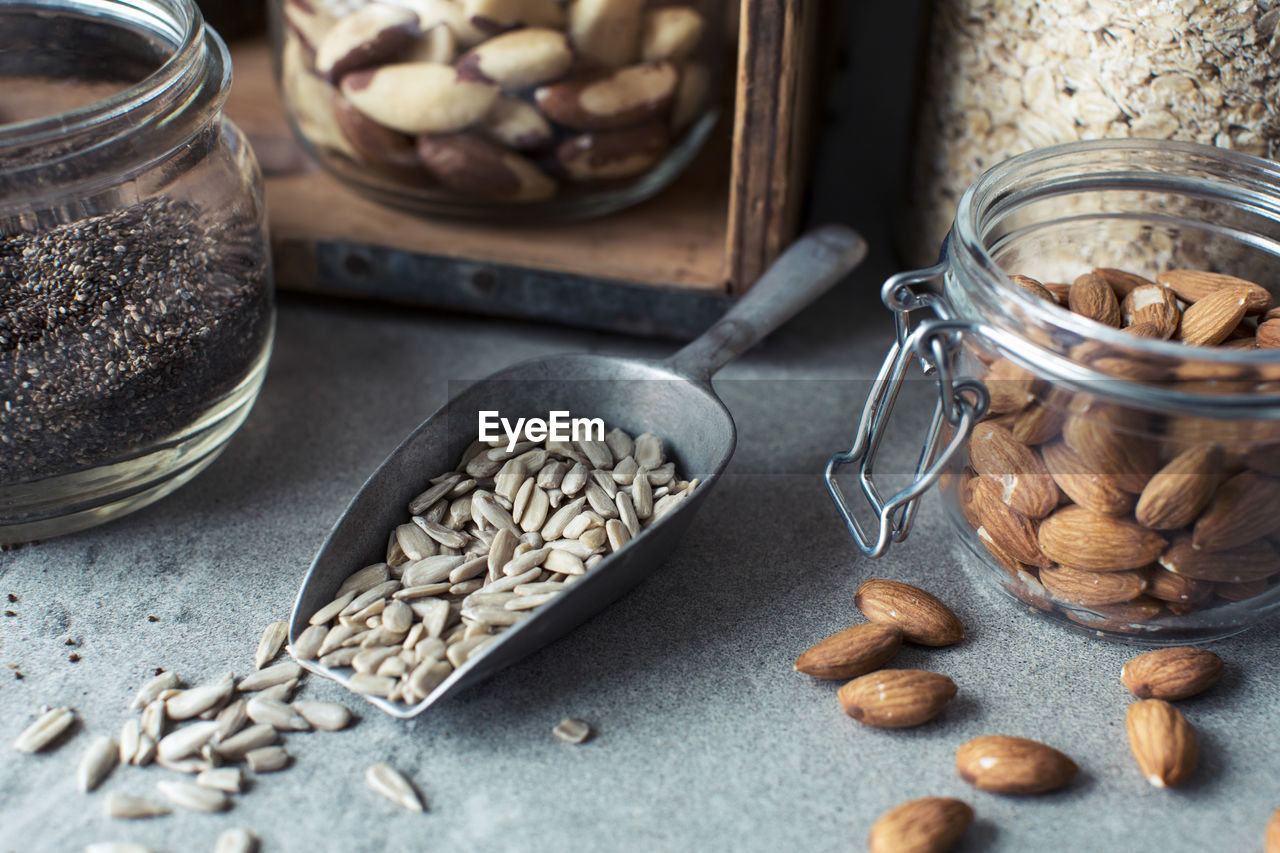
[365, 762, 423, 811]
[197, 767, 245, 793]
[77, 736, 119, 792]
[309, 591, 357, 626]
[104, 792, 171, 819]
[382, 599, 414, 634]
[504, 593, 556, 611]
[292, 701, 353, 731]
[319, 647, 360, 668]
[349, 673, 396, 697]
[401, 556, 464, 587]
[254, 622, 287, 670]
[340, 581, 402, 617]
[408, 475, 459, 515]
[157, 779, 228, 813]
[157, 721, 221, 762]
[237, 661, 302, 693]
[553, 718, 592, 744]
[130, 671, 180, 710]
[166, 675, 234, 721]
[245, 745, 290, 773]
[214, 828, 259, 853]
[214, 724, 278, 760]
[289, 625, 328, 661]
[541, 496, 586, 540]
[338, 563, 392, 599]
[13, 707, 75, 753]
[545, 549, 586, 576]
[246, 696, 310, 731]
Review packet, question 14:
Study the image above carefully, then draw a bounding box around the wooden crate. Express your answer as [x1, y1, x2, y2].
[225, 0, 823, 338]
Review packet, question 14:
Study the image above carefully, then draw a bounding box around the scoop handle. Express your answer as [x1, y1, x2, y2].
[663, 225, 867, 381]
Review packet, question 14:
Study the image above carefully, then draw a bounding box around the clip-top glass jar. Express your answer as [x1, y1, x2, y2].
[0, 0, 274, 543]
[828, 139, 1280, 644]
[269, 0, 723, 221]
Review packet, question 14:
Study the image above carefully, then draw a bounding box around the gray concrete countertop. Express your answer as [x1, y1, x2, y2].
[2, 241, 1278, 852]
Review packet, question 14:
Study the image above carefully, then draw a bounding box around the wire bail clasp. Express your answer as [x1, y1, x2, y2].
[824, 264, 989, 557]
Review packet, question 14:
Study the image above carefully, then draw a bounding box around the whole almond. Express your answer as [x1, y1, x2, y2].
[1134, 445, 1223, 530]
[967, 477, 1051, 568]
[1193, 471, 1280, 550]
[1010, 274, 1056, 303]
[1121, 284, 1180, 339]
[1125, 699, 1198, 788]
[1094, 267, 1155, 298]
[1156, 269, 1272, 314]
[1038, 506, 1167, 571]
[966, 422, 1059, 518]
[1065, 596, 1166, 632]
[1010, 390, 1069, 446]
[982, 358, 1036, 414]
[868, 797, 974, 853]
[1121, 647, 1223, 700]
[1041, 440, 1135, 517]
[1257, 319, 1280, 349]
[854, 579, 964, 646]
[1061, 400, 1156, 494]
[1039, 564, 1147, 606]
[837, 669, 957, 728]
[793, 623, 902, 680]
[1158, 534, 1280, 584]
[1216, 577, 1272, 602]
[1177, 287, 1249, 346]
[1266, 806, 1280, 853]
[955, 735, 1077, 794]
[1069, 272, 1121, 327]
[1145, 566, 1215, 606]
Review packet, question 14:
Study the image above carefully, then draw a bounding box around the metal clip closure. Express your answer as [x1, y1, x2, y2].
[825, 264, 990, 557]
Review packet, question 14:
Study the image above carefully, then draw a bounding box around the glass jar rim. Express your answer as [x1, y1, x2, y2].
[0, 0, 231, 191]
[949, 138, 1280, 414]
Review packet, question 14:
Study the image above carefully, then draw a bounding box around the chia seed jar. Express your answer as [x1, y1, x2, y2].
[0, 0, 275, 543]
[827, 140, 1280, 644]
[268, 0, 723, 221]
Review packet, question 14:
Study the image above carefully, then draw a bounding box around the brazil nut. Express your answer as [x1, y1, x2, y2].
[556, 120, 670, 181]
[341, 62, 499, 134]
[416, 134, 557, 200]
[315, 3, 421, 82]
[480, 95, 554, 149]
[456, 28, 573, 89]
[568, 0, 645, 68]
[534, 62, 677, 130]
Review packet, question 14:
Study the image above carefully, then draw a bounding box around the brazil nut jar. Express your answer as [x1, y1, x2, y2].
[0, 0, 274, 542]
[269, 0, 723, 220]
[828, 139, 1280, 643]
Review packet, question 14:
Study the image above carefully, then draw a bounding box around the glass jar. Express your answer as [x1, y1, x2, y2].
[0, 0, 275, 543]
[268, 0, 723, 221]
[828, 139, 1280, 644]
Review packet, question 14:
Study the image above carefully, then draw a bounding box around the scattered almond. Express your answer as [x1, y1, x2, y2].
[1121, 647, 1223, 700]
[1125, 699, 1198, 788]
[955, 735, 1077, 794]
[837, 669, 957, 728]
[854, 579, 964, 646]
[867, 796, 974, 853]
[793, 622, 902, 680]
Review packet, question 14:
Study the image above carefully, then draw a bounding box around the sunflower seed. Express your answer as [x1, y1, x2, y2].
[156, 754, 210, 774]
[85, 842, 157, 852]
[577, 438, 613, 469]
[352, 646, 398, 675]
[379, 598, 413, 634]
[292, 700, 353, 731]
[209, 699, 248, 742]
[520, 487, 550, 533]
[412, 598, 452, 638]
[245, 745, 289, 773]
[408, 475, 460, 515]
[562, 510, 603, 540]
[446, 495, 473, 530]
[632, 470, 653, 518]
[615, 491, 640, 538]
[536, 459, 567, 489]
[255, 679, 299, 703]
[584, 481, 618, 518]
[338, 563, 392, 598]
[309, 591, 356, 626]
[414, 637, 447, 662]
[196, 766, 245, 793]
[13, 707, 75, 753]
[604, 519, 630, 551]
[118, 720, 140, 765]
[652, 492, 686, 522]
[402, 556, 464, 587]
[494, 459, 527, 501]
[319, 647, 360, 668]
[514, 581, 566, 595]
[541, 496, 586, 540]
[514, 476, 534, 524]
[545, 550, 586, 576]
[166, 675, 234, 721]
[481, 566, 543, 594]
[130, 671, 180, 710]
[348, 673, 396, 696]
[590, 469, 619, 498]
[395, 523, 438, 561]
[546, 439, 586, 464]
[157, 779, 229, 812]
[561, 462, 589, 496]
[214, 724, 277, 760]
[76, 736, 119, 792]
[252, 621, 287, 670]
[413, 517, 468, 550]
[365, 762, 424, 811]
[546, 488, 564, 508]
[214, 828, 258, 853]
[157, 720, 220, 762]
[289, 625, 328, 660]
[553, 717, 592, 744]
[376, 656, 408, 678]
[237, 661, 302, 692]
[449, 579, 484, 595]
[504, 593, 556, 611]
[104, 792, 171, 819]
[133, 734, 157, 766]
[386, 533, 408, 568]
[392, 583, 453, 600]
[245, 696, 310, 731]
[604, 427, 634, 460]
[407, 660, 452, 698]
[647, 461, 674, 485]
[475, 494, 519, 532]
[317, 624, 358, 656]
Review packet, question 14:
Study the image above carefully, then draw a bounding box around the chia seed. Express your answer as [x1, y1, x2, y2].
[0, 198, 271, 482]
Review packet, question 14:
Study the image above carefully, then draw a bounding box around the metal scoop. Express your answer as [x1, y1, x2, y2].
[289, 225, 866, 717]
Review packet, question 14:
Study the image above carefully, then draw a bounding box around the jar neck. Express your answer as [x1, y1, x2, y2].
[0, 0, 230, 211]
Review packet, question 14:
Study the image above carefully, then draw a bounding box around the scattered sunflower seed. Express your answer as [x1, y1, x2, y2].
[253, 622, 287, 670]
[214, 828, 259, 853]
[292, 700, 353, 731]
[553, 718, 592, 744]
[237, 661, 302, 693]
[104, 792, 171, 819]
[245, 745, 289, 773]
[245, 696, 310, 731]
[214, 724, 278, 761]
[196, 767, 245, 793]
[157, 721, 221, 762]
[365, 762, 423, 811]
[166, 674, 234, 721]
[13, 707, 75, 753]
[77, 736, 119, 792]
[130, 671, 180, 710]
[156, 779, 229, 813]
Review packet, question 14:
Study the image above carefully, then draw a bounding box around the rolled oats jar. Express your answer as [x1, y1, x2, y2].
[269, 0, 724, 221]
[829, 139, 1280, 644]
[906, 0, 1280, 266]
[0, 0, 274, 543]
